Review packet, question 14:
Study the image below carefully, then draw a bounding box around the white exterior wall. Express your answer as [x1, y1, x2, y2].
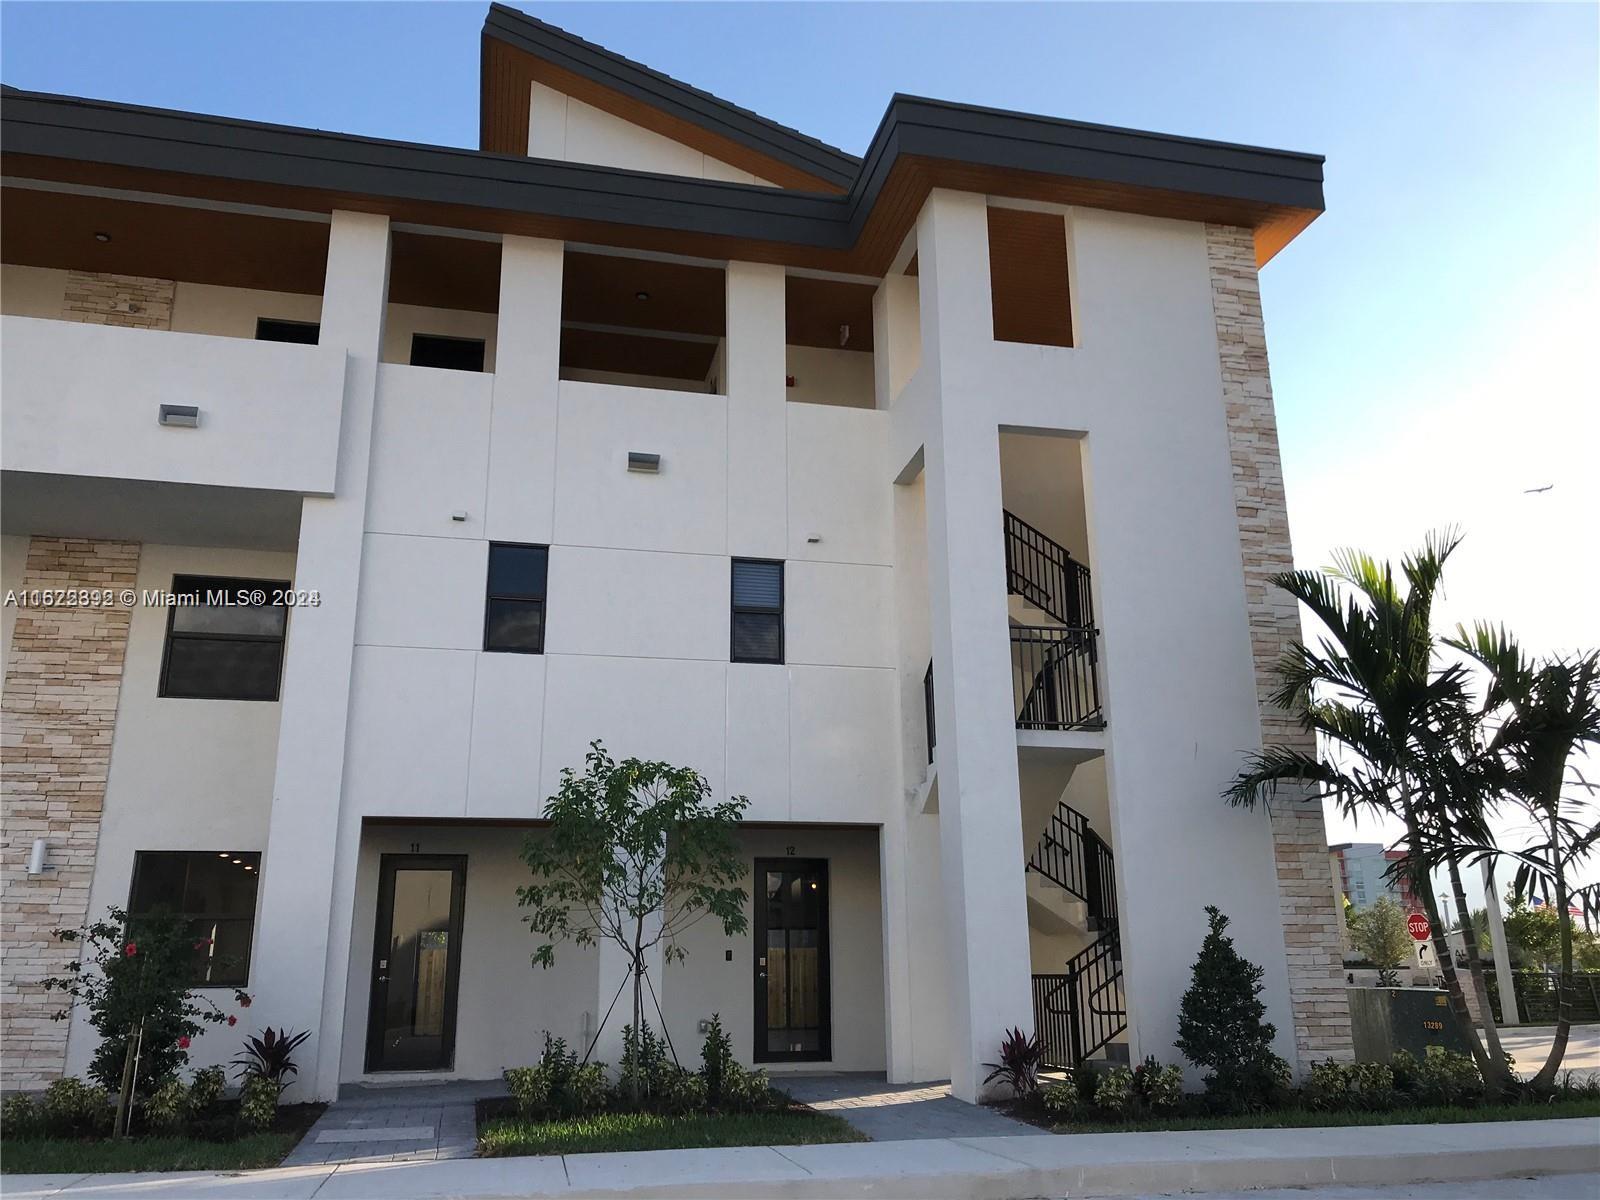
[1, 264, 69, 318]
[527, 82, 773, 186]
[6, 182, 1303, 1101]
[784, 345, 875, 409]
[61, 544, 295, 1079]
[891, 194, 1298, 1091]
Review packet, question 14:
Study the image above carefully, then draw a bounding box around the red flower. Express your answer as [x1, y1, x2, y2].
[227, 1015, 237, 1026]
[178, 1036, 191, 1049]
[123, 943, 137, 958]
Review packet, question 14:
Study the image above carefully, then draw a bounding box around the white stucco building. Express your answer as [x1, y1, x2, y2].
[0, 5, 1352, 1103]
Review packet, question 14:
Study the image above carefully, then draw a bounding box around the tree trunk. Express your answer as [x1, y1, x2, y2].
[1533, 806, 1573, 1090]
[1399, 786, 1492, 1079]
[114, 1024, 139, 1139]
[1444, 851, 1512, 1092]
[627, 913, 645, 1110]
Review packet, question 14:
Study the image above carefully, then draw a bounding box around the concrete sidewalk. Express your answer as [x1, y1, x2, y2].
[6, 1116, 1597, 1200]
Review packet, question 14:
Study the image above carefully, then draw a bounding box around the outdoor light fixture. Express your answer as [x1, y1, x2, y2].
[634, 290, 650, 301]
[93, 231, 111, 243]
[451, 510, 468, 523]
[158, 404, 200, 428]
[627, 451, 661, 474]
[28, 839, 52, 877]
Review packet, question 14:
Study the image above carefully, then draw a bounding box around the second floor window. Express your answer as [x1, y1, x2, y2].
[731, 559, 784, 664]
[159, 576, 288, 701]
[484, 543, 548, 653]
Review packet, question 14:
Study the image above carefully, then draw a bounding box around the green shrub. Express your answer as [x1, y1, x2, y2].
[1093, 1066, 1137, 1118]
[2, 1092, 43, 1139]
[1389, 1049, 1421, 1095]
[1132, 1057, 1184, 1112]
[619, 1023, 674, 1107]
[655, 1067, 708, 1115]
[504, 1066, 552, 1117]
[570, 1062, 609, 1116]
[1417, 1046, 1482, 1107]
[1039, 1078, 1083, 1119]
[722, 1066, 784, 1113]
[141, 1077, 189, 1134]
[506, 1032, 609, 1118]
[40, 1078, 113, 1137]
[1304, 1059, 1351, 1111]
[1175, 906, 1285, 1112]
[237, 1075, 278, 1133]
[187, 1066, 226, 1118]
[1349, 1062, 1396, 1111]
[699, 1014, 736, 1108]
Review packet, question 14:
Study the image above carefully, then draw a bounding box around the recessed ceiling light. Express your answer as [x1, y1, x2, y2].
[232, 859, 242, 864]
[635, 290, 650, 301]
[93, 232, 111, 243]
[218, 853, 230, 858]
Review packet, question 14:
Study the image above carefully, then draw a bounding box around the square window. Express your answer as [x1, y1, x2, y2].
[159, 576, 288, 701]
[128, 851, 261, 986]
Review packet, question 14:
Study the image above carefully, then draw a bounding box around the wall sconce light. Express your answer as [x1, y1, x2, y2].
[627, 451, 661, 474]
[28, 838, 53, 877]
[158, 404, 200, 428]
[451, 511, 468, 523]
[93, 232, 112, 243]
[806, 534, 822, 544]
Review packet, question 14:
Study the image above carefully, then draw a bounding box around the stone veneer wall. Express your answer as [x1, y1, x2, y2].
[1206, 223, 1354, 1067]
[1, 538, 142, 1087]
[61, 271, 175, 330]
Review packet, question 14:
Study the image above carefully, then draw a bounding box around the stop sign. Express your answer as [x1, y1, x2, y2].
[1407, 912, 1431, 941]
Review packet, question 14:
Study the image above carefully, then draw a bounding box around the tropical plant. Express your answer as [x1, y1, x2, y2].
[2, 1092, 43, 1139]
[237, 1074, 279, 1133]
[1451, 628, 1600, 1090]
[982, 1026, 1046, 1098]
[38, 1078, 113, 1138]
[1221, 532, 1512, 1093]
[45, 907, 250, 1135]
[517, 741, 749, 1106]
[1131, 1056, 1184, 1112]
[1175, 906, 1289, 1111]
[232, 1027, 311, 1091]
[1093, 1065, 1137, 1117]
[1347, 896, 1413, 986]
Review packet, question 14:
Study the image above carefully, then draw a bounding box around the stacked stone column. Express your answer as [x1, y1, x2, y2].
[1, 538, 141, 1087]
[1207, 223, 1353, 1066]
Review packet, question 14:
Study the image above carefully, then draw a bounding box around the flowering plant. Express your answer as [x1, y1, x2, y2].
[46, 907, 251, 1136]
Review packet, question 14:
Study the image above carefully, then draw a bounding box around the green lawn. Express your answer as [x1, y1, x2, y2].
[477, 1108, 867, 1157]
[2, 1105, 324, 1174]
[1031, 1096, 1600, 1135]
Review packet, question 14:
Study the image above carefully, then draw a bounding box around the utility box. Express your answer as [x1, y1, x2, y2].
[1348, 986, 1473, 1061]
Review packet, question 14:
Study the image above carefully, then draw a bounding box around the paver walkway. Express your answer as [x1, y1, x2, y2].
[282, 1078, 504, 1166]
[780, 1072, 1046, 1140]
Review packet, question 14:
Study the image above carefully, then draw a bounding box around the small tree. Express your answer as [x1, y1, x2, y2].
[46, 907, 249, 1137]
[1348, 896, 1413, 986]
[518, 741, 749, 1106]
[1175, 906, 1285, 1110]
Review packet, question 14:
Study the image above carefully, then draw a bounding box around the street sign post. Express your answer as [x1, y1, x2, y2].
[1407, 911, 1432, 942]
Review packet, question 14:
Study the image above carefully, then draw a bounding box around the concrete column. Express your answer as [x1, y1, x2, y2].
[872, 274, 921, 409]
[487, 235, 564, 543]
[915, 190, 1035, 1100]
[252, 211, 389, 1099]
[725, 261, 786, 558]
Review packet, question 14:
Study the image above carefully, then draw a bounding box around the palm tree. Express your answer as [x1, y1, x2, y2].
[1451, 627, 1600, 1088]
[1222, 531, 1513, 1092]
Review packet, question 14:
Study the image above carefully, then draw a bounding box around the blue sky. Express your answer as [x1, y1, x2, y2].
[5, 2, 1597, 885]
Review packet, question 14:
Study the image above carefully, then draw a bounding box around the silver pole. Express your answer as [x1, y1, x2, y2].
[1482, 859, 1520, 1026]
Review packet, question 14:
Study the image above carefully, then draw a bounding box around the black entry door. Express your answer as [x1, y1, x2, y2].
[366, 855, 466, 1072]
[754, 858, 830, 1062]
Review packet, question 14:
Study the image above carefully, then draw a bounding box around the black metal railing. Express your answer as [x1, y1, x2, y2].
[1486, 969, 1600, 1025]
[1013, 625, 1103, 730]
[1033, 930, 1125, 1067]
[1004, 509, 1093, 629]
[923, 660, 936, 766]
[1027, 802, 1117, 929]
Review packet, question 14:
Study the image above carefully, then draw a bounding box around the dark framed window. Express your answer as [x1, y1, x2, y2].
[484, 544, 548, 654]
[731, 559, 784, 664]
[254, 318, 320, 345]
[128, 851, 261, 986]
[159, 576, 289, 701]
[410, 333, 486, 372]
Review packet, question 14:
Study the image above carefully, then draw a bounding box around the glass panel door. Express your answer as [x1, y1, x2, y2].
[754, 859, 830, 1062]
[366, 855, 466, 1072]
